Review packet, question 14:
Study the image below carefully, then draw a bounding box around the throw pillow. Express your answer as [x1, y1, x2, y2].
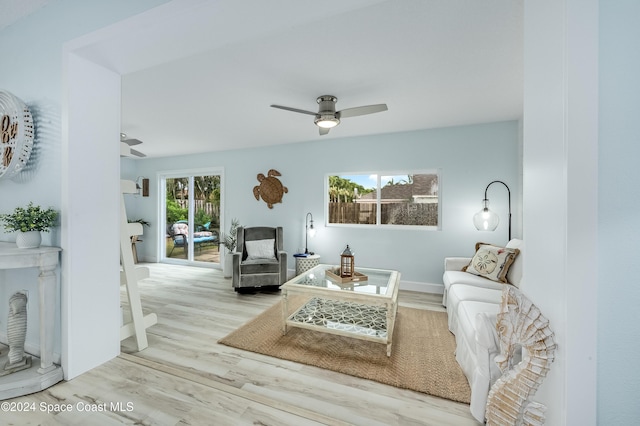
[245, 238, 276, 260]
[463, 242, 520, 284]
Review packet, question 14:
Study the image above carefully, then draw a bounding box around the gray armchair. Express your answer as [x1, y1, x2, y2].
[232, 226, 287, 292]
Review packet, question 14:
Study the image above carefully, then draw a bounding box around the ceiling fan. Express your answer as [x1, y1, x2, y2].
[270, 95, 388, 135]
[120, 133, 146, 157]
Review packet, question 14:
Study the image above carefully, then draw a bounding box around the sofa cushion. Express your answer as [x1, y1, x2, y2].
[442, 271, 503, 307]
[469, 311, 502, 423]
[464, 243, 520, 283]
[448, 285, 503, 334]
[444, 271, 505, 289]
[457, 301, 501, 357]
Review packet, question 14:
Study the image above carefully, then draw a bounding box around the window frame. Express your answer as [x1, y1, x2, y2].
[159, 166, 225, 265]
[324, 169, 441, 231]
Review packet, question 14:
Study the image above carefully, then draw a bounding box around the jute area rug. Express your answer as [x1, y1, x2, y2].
[218, 298, 471, 404]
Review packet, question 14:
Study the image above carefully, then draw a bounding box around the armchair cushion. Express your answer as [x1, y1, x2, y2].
[240, 257, 280, 274]
[245, 238, 276, 260]
[172, 222, 189, 235]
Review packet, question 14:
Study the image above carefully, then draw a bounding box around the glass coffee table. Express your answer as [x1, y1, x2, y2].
[281, 264, 400, 356]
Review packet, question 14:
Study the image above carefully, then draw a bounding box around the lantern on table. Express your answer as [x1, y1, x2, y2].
[340, 245, 354, 278]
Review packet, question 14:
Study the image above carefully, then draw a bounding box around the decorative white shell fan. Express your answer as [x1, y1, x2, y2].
[0, 91, 34, 179]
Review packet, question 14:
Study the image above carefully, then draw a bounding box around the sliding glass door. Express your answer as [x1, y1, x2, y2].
[161, 169, 222, 265]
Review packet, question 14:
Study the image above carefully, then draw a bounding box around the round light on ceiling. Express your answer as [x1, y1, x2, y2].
[314, 115, 340, 129]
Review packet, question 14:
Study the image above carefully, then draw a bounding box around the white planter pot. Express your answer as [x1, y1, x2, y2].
[223, 254, 233, 278]
[16, 230, 41, 249]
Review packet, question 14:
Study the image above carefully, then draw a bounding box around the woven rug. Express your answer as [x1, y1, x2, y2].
[218, 299, 471, 404]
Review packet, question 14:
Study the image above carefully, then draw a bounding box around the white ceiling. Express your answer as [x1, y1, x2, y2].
[0, 0, 49, 31]
[4, 0, 524, 158]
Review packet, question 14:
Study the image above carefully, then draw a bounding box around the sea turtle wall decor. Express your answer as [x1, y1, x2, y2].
[253, 169, 288, 208]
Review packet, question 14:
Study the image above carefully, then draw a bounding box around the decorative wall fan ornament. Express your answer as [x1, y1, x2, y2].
[271, 95, 388, 135]
[0, 91, 34, 179]
[253, 169, 288, 209]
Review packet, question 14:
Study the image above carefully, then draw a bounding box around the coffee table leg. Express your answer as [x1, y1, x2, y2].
[281, 290, 288, 335]
[386, 302, 395, 357]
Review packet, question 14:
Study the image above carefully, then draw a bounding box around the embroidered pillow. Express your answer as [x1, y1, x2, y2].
[463, 242, 520, 283]
[245, 239, 275, 260]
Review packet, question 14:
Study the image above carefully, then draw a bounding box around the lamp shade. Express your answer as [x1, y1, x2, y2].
[473, 199, 500, 231]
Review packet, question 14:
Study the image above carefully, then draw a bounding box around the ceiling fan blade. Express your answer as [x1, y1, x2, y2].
[270, 104, 317, 116]
[337, 104, 388, 119]
[130, 148, 146, 157]
[120, 142, 132, 157]
[319, 127, 330, 136]
[122, 138, 143, 146]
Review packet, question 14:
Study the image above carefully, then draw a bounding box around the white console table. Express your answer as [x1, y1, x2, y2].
[0, 242, 63, 400]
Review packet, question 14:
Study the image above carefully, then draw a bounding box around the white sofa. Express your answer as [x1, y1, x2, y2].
[442, 238, 524, 423]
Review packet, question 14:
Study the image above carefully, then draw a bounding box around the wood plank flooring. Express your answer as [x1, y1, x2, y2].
[4, 263, 479, 425]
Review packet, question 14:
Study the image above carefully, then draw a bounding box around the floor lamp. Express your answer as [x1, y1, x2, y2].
[305, 212, 316, 254]
[472, 180, 511, 241]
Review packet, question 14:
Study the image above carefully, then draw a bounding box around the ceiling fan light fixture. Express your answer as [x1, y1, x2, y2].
[314, 115, 340, 129]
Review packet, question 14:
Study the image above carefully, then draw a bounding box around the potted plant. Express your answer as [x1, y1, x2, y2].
[220, 218, 240, 278]
[0, 202, 58, 248]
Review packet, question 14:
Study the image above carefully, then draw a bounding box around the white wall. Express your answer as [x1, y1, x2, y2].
[523, 0, 598, 424]
[598, 1, 640, 423]
[0, 0, 169, 378]
[6, 3, 635, 424]
[126, 121, 521, 291]
[61, 53, 122, 378]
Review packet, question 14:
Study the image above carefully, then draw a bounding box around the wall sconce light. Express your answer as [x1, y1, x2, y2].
[142, 178, 149, 197]
[473, 180, 511, 240]
[136, 177, 149, 197]
[305, 212, 316, 254]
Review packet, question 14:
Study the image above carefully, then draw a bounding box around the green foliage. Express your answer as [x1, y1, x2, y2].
[328, 176, 373, 202]
[383, 175, 413, 187]
[220, 218, 240, 252]
[166, 176, 221, 203]
[194, 208, 211, 227]
[166, 199, 187, 224]
[193, 175, 221, 203]
[128, 219, 150, 227]
[0, 202, 58, 233]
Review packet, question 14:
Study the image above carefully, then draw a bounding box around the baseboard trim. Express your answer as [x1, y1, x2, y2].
[400, 280, 443, 294]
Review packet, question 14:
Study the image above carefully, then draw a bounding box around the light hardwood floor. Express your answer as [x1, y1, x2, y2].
[4, 263, 479, 425]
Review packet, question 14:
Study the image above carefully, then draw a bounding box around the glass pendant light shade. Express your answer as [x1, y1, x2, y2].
[308, 225, 316, 238]
[473, 199, 500, 231]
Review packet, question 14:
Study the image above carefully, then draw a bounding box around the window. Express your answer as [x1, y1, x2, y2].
[326, 171, 440, 228]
